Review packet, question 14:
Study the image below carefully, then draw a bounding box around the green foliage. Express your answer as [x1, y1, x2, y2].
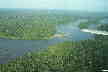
[78, 19, 100, 29]
[95, 24, 108, 69]
[97, 24, 108, 31]
[0, 39, 106, 72]
[0, 14, 72, 40]
[79, 23, 89, 29]
[0, 10, 107, 72]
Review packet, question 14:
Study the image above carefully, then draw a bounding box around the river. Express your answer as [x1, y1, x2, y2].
[0, 20, 95, 64]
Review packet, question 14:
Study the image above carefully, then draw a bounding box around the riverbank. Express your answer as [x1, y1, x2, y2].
[0, 39, 106, 72]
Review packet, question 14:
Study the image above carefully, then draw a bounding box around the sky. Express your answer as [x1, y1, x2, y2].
[0, 0, 107, 12]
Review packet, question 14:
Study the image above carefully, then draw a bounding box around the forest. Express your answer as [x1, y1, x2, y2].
[0, 10, 108, 72]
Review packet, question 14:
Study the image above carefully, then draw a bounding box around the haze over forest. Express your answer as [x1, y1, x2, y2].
[0, 0, 107, 12]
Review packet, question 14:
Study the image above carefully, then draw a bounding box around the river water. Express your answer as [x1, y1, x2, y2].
[0, 20, 95, 64]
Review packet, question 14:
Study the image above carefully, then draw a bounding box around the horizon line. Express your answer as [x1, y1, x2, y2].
[0, 8, 107, 13]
